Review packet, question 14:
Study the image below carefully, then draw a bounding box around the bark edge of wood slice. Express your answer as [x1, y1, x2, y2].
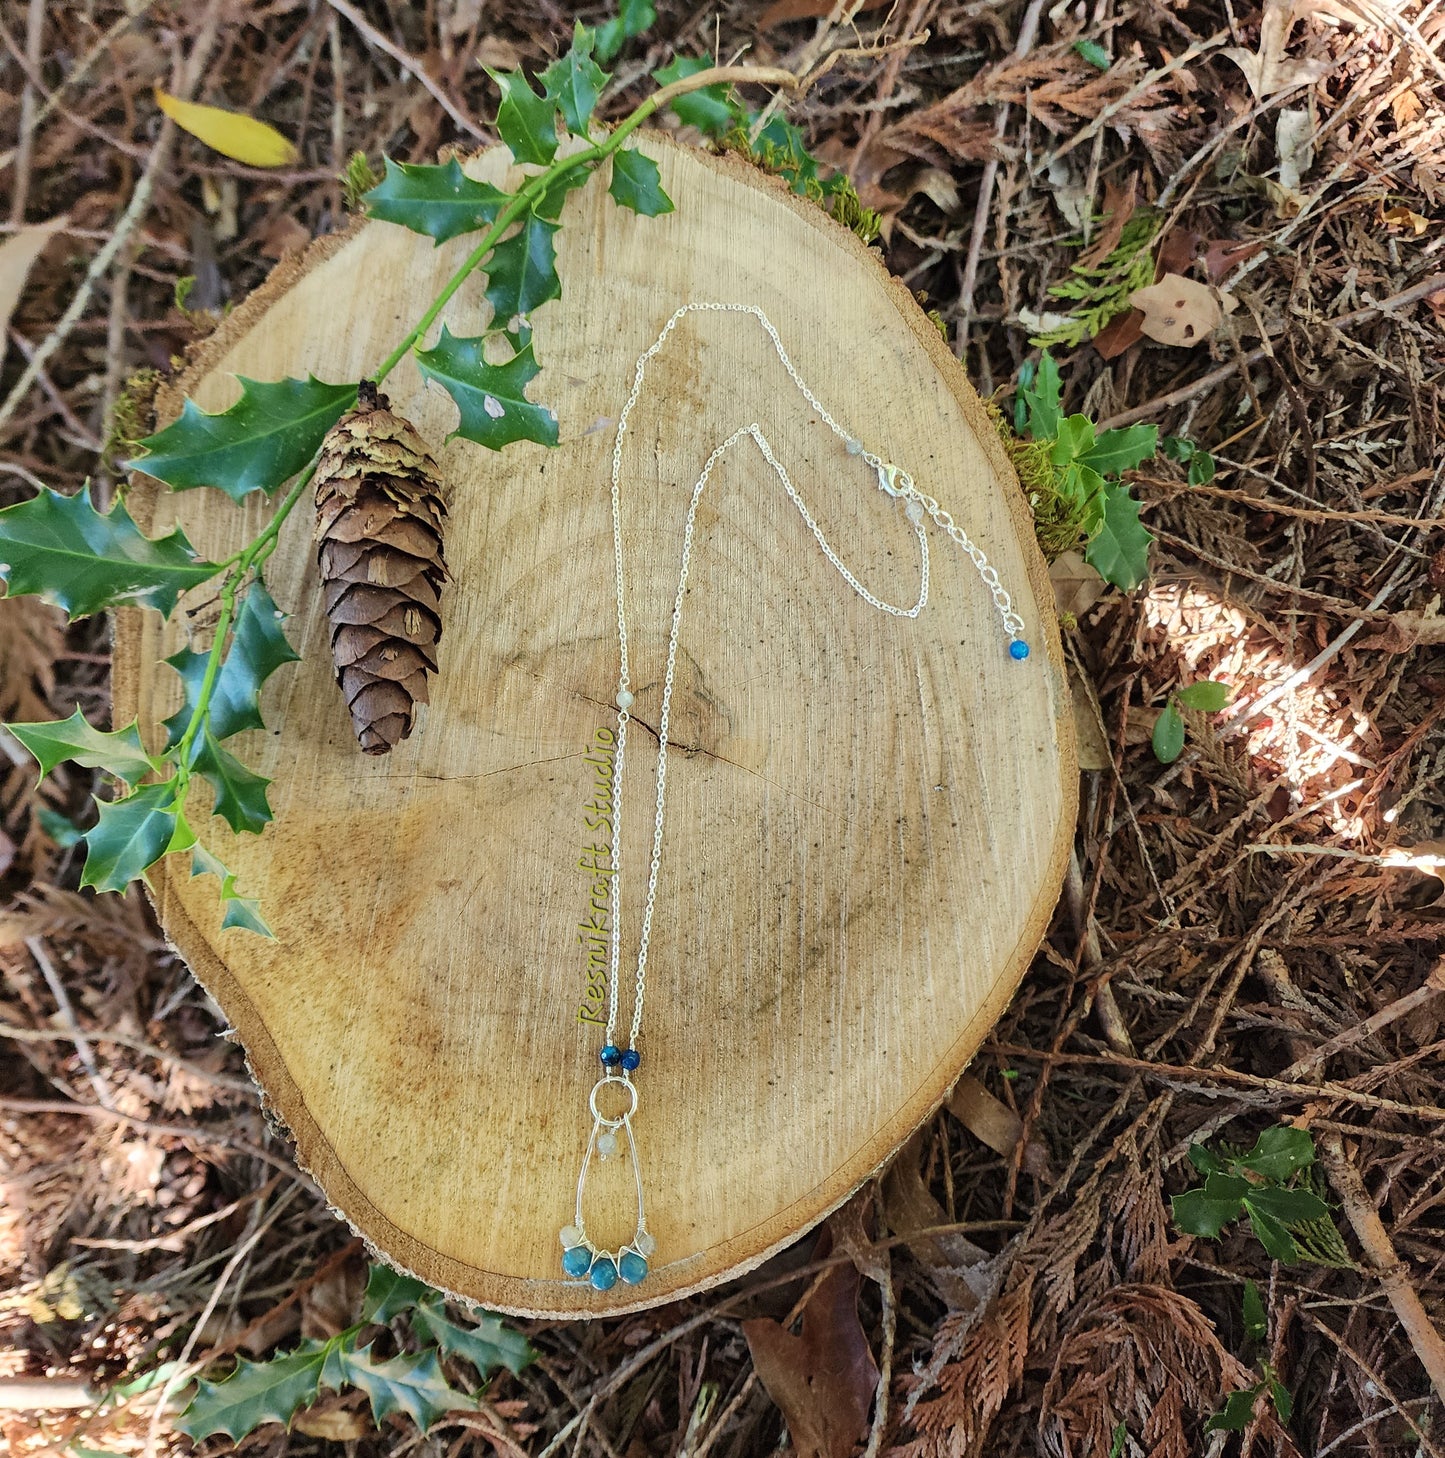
[113, 133, 1079, 1316]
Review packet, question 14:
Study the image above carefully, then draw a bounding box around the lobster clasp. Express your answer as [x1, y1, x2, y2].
[876, 462, 908, 497]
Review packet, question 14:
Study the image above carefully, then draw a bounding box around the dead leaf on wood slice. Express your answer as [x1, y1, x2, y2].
[743, 1262, 879, 1458]
[1358, 603, 1445, 652]
[1221, 0, 1333, 101]
[1067, 665, 1112, 773]
[0, 216, 67, 369]
[948, 1074, 1055, 1179]
[1130, 274, 1222, 347]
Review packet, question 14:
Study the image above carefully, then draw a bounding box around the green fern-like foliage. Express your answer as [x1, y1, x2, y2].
[1029, 208, 1161, 349]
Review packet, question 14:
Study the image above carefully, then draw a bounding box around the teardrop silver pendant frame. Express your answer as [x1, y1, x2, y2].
[558, 1074, 655, 1290]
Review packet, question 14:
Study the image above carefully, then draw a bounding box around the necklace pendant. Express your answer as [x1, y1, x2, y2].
[559, 1074, 654, 1289]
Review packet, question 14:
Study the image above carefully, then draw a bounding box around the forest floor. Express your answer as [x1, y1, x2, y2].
[2, 1, 1444, 1455]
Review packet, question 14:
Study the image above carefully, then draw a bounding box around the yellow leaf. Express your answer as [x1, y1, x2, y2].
[1378, 203, 1430, 237]
[154, 87, 297, 167]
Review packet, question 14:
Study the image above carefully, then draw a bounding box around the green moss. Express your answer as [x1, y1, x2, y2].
[342, 151, 382, 212]
[105, 367, 162, 475]
[986, 401, 1093, 560]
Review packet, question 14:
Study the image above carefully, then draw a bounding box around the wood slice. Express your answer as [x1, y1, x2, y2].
[113, 134, 1077, 1316]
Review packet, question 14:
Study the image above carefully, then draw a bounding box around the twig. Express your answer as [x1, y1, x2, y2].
[26, 934, 113, 1110]
[1319, 1134, 1445, 1401]
[955, 0, 1048, 354]
[0, 1379, 96, 1411]
[8, 0, 44, 224]
[324, 0, 486, 140]
[861, 1248, 895, 1458]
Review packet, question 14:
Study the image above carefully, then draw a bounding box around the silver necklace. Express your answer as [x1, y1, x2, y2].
[558, 303, 1031, 1291]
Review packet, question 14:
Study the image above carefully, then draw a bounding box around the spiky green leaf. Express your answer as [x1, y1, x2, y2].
[609, 148, 673, 217]
[129, 376, 356, 501]
[190, 845, 274, 938]
[416, 329, 558, 451]
[540, 24, 609, 138]
[362, 1265, 432, 1324]
[330, 1343, 475, 1431]
[1243, 1203, 1302, 1263]
[1205, 1384, 1265, 1435]
[363, 157, 509, 246]
[37, 806, 86, 847]
[1051, 413, 1097, 464]
[595, 0, 655, 62]
[1152, 703, 1184, 764]
[1017, 353, 1063, 440]
[652, 56, 738, 137]
[178, 1342, 328, 1440]
[194, 732, 272, 834]
[1244, 1185, 1329, 1227]
[1170, 1172, 1248, 1238]
[531, 165, 591, 222]
[484, 212, 561, 324]
[1080, 423, 1158, 476]
[6, 709, 157, 786]
[489, 69, 558, 166]
[1084, 480, 1152, 589]
[0, 486, 218, 620]
[1242, 1279, 1267, 1341]
[80, 782, 178, 893]
[410, 1302, 534, 1377]
[163, 579, 301, 748]
[1235, 1125, 1314, 1180]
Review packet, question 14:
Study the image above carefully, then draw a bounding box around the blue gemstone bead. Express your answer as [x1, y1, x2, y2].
[589, 1256, 618, 1291]
[1009, 639, 1031, 661]
[620, 1048, 641, 1071]
[600, 1045, 622, 1066]
[619, 1250, 649, 1285]
[562, 1245, 592, 1277]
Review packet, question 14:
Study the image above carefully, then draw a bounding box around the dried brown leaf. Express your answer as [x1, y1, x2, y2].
[0, 216, 67, 368]
[1130, 274, 1221, 347]
[1221, 0, 1332, 100]
[744, 1262, 879, 1458]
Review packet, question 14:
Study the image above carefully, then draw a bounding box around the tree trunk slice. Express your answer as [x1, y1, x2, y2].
[112, 134, 1077, 1316]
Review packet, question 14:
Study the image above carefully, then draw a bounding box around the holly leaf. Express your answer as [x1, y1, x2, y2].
[1175, 679, 1232, 713]
[1244, 1185, 1329, 1226]
[1187, 1142, 1226, 1177]
[1170, 1172, 1249, 1238]
[409, 1302, 534, 1377]
[6, 708, 157, 786]
[1243, 1203, 1302, 1263]
[1269, 1375, 1293, 1422]
[361, 1265, 431, 1324]
[128, 376, 357, 501]
[1080, 423, 1158, 476]
[1242, 1279, 1267, 1341]
[609, 149, 673, 217]
[163, 579, 301, 748]
[363, 157, 509, 246]
[484, 212, 561, 324]
[190, 845, 274, 937]
[0, 485, 219, 620]
[540, 24, 610, 138]
[652, 56, 739, 137]
[489, 69, 557, 166]
[1152, 702, 1184, 764]
[531, 166, 591, 222]
[1016, 352, 1062, 440]
[330, 1343, 475, 1431]
[1051, 413, 1097, 465]
[1235, 1125, 1316, 1181]
[194, 732, 273, 834]
[1084, 480, 1152, 589]
[416, 329, 558, 451]
[1189, 451, 1216, 485]
[1205, 1384, 1265, 1435]
[595, 0, 655, 62]
[80, 782, 178, 894]
[178, 1342, 328, 1440]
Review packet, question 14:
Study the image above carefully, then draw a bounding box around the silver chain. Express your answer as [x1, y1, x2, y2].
[603, 302, 1026, 1053]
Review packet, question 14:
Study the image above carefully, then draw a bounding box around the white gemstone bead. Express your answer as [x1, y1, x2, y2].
[845, 438, 862, 455]
[560, 1224, 583, 1248]
[636, 1230, 657, 1256]
[598, 1130, 618, 1158]
[616, 689, 634, 711]
[905, 498, 924, 524]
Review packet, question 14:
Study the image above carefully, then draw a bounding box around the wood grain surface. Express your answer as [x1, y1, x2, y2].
[112, 134, 1077, 1316]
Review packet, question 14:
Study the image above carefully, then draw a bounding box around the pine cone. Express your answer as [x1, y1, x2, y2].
[314, 381, 447, 754]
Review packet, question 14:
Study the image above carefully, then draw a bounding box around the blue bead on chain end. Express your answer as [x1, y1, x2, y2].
[620, 1049, 641, 1071]
[600, 1045, 622, 1067]
[1009, 639, 1030, 661]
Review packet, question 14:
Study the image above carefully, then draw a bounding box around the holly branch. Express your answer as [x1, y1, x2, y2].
[0, 35, 816, 933]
